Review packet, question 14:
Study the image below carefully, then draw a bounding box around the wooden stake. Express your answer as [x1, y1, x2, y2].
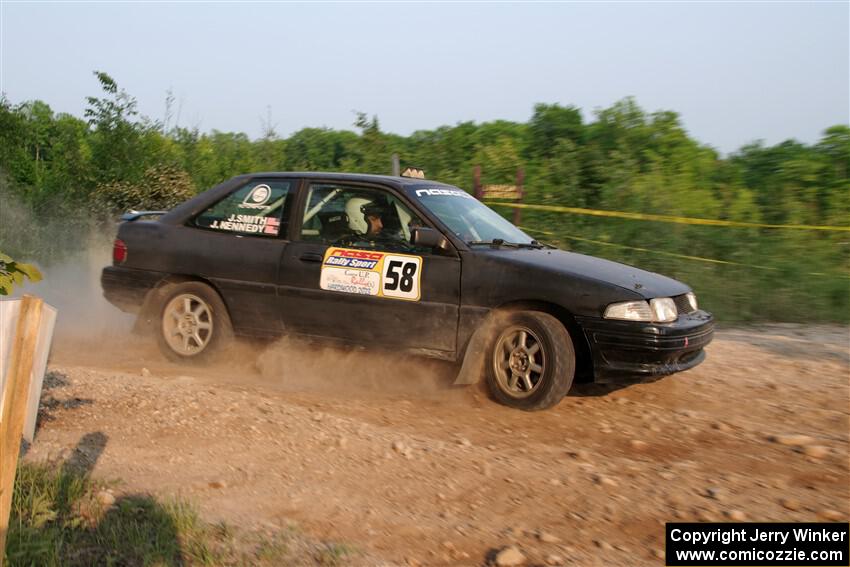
[0, 295, 43, 566]
[513, 168, 525, 226]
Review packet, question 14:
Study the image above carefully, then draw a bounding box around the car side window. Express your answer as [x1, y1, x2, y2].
[300, 184, 428, 253]
[194, 180, 292, 237]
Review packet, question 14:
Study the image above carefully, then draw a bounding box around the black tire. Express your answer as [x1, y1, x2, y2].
[154, 281, 233, 363]
[484, 310, 575, 411]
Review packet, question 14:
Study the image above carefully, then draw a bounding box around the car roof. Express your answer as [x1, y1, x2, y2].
[243, 172, 457, 192]
[160, 171, 464, 228]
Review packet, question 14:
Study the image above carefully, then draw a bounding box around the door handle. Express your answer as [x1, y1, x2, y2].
[299, 252, 324, 263]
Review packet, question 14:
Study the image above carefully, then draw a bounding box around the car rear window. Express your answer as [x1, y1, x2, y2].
[194, 180, 292, 237]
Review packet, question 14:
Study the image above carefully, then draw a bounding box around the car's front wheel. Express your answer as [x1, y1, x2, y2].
[155, 281, 232, 362]
[485, 310, 575, 410]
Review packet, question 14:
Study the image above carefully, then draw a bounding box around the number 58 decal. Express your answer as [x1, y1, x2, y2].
[382, 255, 422, 300]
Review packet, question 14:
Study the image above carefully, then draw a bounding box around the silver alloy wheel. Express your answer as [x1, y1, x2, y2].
[492, 325, 546, 399]
[162, 293, 214, 356]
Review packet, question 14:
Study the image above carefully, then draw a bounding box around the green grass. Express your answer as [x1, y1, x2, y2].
[6, 463, 222, 566]
[5, 462, 356, 566]
[315, 543, 356, 567]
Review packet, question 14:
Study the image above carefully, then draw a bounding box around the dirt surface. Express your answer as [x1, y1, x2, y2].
[26, 324, 850, 566]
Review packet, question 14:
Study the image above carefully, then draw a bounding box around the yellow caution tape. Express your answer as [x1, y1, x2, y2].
[520, 227, 850, 279]
[490, 202, 850, 232]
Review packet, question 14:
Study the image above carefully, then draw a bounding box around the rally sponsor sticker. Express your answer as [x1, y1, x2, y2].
[320, 247, 422, 301]
[240, 184, 273, 209]
[414, 187, 475, 199]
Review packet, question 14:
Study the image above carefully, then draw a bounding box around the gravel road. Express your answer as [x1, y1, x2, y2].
[26, 324, 849, 566]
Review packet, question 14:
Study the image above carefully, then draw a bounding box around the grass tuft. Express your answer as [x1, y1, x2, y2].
[5, 462, 356, 566]
[6, 462, 221, 566]
[315, 543, 356, 566]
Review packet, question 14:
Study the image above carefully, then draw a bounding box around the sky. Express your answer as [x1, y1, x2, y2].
[1, 1, 848, 154]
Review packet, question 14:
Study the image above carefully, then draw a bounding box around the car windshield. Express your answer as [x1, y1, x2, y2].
[411, 188, 535, 245]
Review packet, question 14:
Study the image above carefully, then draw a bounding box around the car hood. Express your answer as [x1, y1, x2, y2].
[478, 247, 691, 299]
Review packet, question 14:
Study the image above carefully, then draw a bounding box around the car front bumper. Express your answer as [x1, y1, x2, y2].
[576, 310, 714, 382]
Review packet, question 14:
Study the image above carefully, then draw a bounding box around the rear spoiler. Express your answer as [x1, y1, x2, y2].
[120, 210, 167, 222]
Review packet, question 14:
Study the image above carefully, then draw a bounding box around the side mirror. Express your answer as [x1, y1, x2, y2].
[410, 227, 448, 250]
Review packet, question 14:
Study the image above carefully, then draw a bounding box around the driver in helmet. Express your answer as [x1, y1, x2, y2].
[362, 201, 385, 237]
[345, 197, 388, 239]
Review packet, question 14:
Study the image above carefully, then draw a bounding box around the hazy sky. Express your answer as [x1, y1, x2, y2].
[2, 2, 848, 153]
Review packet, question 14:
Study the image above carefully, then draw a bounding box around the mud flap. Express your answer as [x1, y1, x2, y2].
[453, 323, 490, 385]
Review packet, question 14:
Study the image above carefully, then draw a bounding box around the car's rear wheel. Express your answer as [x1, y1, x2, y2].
[155, 281, 232, 362]
[485, 310, 574, 410]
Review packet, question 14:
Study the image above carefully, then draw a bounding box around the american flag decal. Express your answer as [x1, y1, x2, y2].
[264, 217, 280, 235]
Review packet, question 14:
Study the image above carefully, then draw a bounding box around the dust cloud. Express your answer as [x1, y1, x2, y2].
[1, 183, 134, 343]
[17, 230, 147, 367]
[27, 236, 135, 338]
[251, 336, 461, 399]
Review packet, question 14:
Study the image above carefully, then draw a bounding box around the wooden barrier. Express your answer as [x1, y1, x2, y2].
[473, 167, 525, 225]
[0, 295, 44, 566]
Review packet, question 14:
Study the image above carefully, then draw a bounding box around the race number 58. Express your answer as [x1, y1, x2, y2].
[382, 255, 422, 301]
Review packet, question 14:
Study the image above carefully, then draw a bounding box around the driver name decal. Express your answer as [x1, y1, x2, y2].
[320, 247, 422, 301]
[210, 214, 280, 235]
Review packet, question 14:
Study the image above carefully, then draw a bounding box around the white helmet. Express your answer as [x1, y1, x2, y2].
[345, 197, 382, 234]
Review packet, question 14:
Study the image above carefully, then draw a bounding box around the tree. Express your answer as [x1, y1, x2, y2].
[354, 112, 389, 173]
[474, 136, 521, 183]
[92, 164, 196, 212]
[538, 138, 581, 205]
[84, 71, 145, 184]
[19, 101, 54, 189]
[41, 113, 94, 203]
[0, 96, 35, 187]
[84, 71, 138, 130]
[528, 103, 583, 159]
[256, 105, 285, 171]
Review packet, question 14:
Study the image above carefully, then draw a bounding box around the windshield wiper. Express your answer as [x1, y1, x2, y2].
[466, 239, 519, 248]
[525, 238, 558, 249]
[467, 239, 545, 249]
[517, 240, 546, 249]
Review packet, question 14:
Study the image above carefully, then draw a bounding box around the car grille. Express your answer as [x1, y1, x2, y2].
[673, 294, 696, 314]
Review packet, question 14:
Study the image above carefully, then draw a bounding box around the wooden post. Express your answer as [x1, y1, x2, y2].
[473, 165, 482, 200]
[0, 295, 44, 565]
[513, 168, 525, 226]
[391, 153, 400, 177]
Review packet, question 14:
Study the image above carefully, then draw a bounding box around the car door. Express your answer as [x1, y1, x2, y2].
[277, 181, 461, 354]
[174, 178, 296, 337]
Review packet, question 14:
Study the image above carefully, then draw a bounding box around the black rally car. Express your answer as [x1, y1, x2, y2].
[102, 172, 714, 410]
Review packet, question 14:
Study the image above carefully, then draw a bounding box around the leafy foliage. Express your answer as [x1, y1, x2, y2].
[92, 164, 196, 212]
[0, 252, 42, 295]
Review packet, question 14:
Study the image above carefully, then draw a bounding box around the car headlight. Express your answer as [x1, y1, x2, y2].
[603, 301, 653, 321]
[650, 297, 678, 322]
[604, 298, 679, 323]
[686, 292, 698, 311]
